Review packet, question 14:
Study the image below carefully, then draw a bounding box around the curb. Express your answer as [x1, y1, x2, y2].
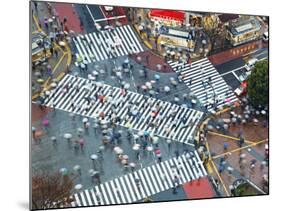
[133, 24, 153, 50]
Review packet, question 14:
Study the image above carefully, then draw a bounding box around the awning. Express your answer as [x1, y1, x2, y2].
[149, 9, 185, 22]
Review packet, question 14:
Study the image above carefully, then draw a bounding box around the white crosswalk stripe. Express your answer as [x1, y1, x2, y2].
[71, 151, 207, 207]
[43, 74, 203, 145]
[73, 25, 144, 66]
[168, 58, 238, 111]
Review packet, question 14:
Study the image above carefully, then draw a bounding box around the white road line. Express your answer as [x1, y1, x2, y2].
[85, 5, 96, 24]
[95, 15, 127, 22]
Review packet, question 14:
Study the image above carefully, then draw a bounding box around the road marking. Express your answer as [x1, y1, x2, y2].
[208, 131, 254, 144]
[232, 71, 240, 81]
[85, 5, 96, 24]
[212, 139, 268, 159]
[220, 65, 245, 76]
[210, 159, 230, 196]
[95, 15, 127, 22]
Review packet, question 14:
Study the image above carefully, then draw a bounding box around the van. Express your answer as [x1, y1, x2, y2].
[262, 31, 269, 42]
[245, 58, 258, 71]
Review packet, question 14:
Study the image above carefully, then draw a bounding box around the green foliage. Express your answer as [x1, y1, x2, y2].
[246, 60, 269, 108]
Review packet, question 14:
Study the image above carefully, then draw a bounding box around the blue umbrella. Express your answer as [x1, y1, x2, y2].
[154, 74, 160, 81]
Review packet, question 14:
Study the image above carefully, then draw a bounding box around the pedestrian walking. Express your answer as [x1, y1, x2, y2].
[50, 47, 54, 56]
[32, 126, 36, 139]
[54, 49, 58, 58]
[174, 150, 179, 159]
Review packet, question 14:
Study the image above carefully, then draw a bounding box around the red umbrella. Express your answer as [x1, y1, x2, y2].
[42, 119, 49, 126]
[79, 139, 85, 146]
[155, 148, 161, 155]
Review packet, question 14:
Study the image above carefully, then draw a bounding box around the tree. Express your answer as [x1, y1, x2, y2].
[32, 171, 75, 209]
[246, 60, 269, 108]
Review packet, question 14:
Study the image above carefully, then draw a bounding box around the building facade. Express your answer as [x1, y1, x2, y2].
[226, 17, 262, 46]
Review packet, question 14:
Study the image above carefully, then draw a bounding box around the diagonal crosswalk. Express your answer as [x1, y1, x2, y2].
[168, 58, 238, 111]
[71, 151, 207, 207]
[43, 74, 203, 145]
[73, 25, 144, 66]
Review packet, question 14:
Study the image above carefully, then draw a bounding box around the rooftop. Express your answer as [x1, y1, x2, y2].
[228, 17, 261, 36]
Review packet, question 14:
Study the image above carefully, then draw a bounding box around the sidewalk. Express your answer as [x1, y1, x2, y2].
[183, 177, 215, 199]
[31, 1, 72, 100]
[54, 2, 84, 33]
[204, 106, 269, 196]
[208, 40, 263, 66]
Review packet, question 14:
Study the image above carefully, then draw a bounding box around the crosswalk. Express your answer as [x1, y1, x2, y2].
[73, 25, 144, 66]
[168, 58, 238, 111]
[71, 151, 207, 207]
[43, 74, 203, 145]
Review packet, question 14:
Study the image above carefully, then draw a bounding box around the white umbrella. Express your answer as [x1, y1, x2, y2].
[123, 155, 129, 160]
[82, 118, 88, 123]
[64, 133, 72, 139]
[92, 70, 99, 76]
[77, 128, 84, 133]
[124, 83, 130, 89]
[152, 136, 159, 144]
[91, 154, 98, 160]
[138, 131, 144, 136]
[89, 169, 95, 176]
[167, 139, 172, 144]
[75, 184, 83, 191]
[145, 82, 152, 89]
[174, 97, 180, 102]
[114, 146, 121, 152]
[132, 144, 140, 151]
[261, 110, 266, 115]
[121, 159, 128, 165]
[116, 148, 123, 154]
[156, 64, 162, 70]
[73, 165, 81, 171]
[59, 41, 66, 47]
[129, 162, 136, 168]
[59, 168, 68, 175]
[146, 146, 153, 152]
[164, 86, 170, 92]
[50, 82, 57, 88]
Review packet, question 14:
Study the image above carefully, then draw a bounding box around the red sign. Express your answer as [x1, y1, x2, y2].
[149, 10, 185, 22]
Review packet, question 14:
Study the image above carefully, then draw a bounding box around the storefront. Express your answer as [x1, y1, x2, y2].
[148, 9, 185, 27]
[32, 32, 52, 66]
[226, 17, 261, 46]
[158, 26, 195, 50]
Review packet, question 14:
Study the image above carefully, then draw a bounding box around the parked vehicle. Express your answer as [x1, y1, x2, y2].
[262, 31, 269, 42]
[104, 6, 114, 12]
[234, 81, 247, 96]
[239, 71, 251, 82]
[245, 58, 258, 71]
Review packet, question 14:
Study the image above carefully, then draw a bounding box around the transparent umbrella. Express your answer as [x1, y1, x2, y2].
[124, 83, 130, 89]
[59, 168, 68, 176]
[63, 133, 72, 139]
[74, 184, 83, 191]
[164, 86, 170, 92]
[156, 64, 162, 70]
[132, 144, 140, 151]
